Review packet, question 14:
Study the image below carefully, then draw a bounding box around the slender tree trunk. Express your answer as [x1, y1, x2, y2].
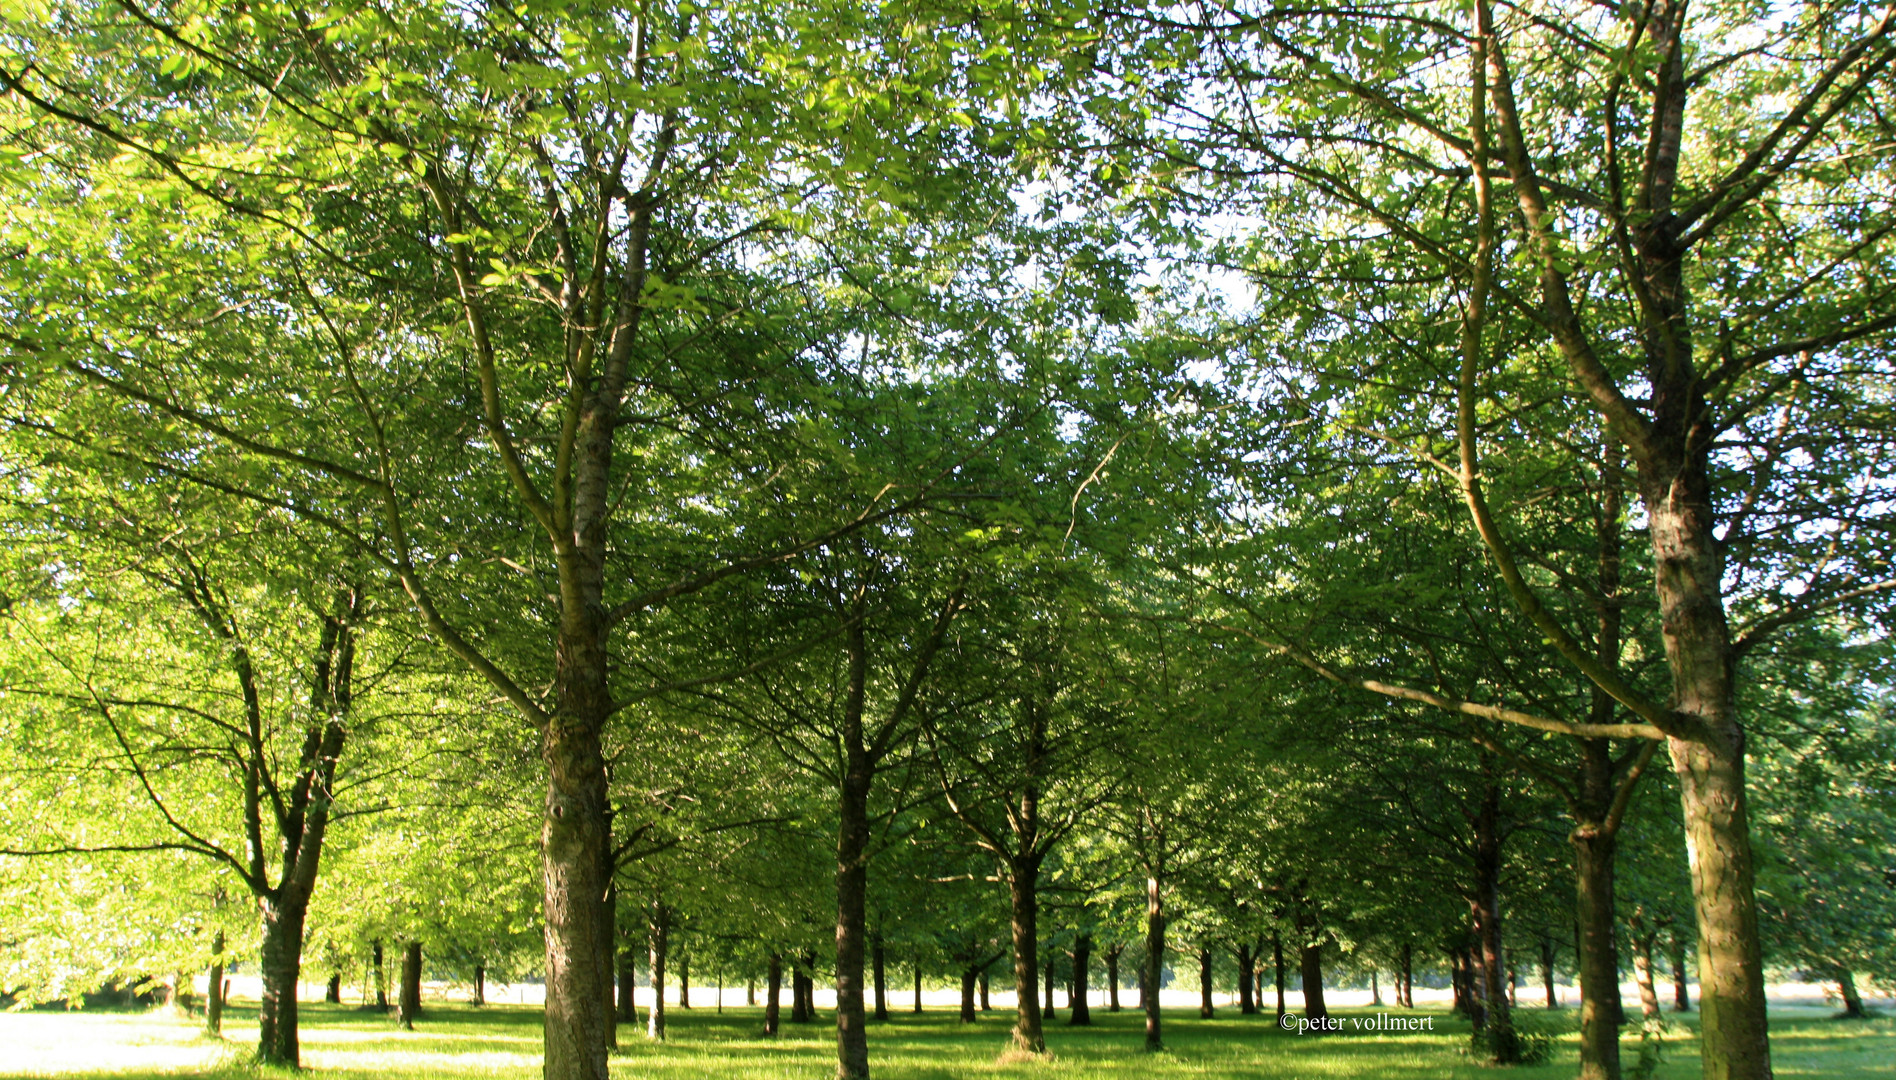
[1143, 872, 1166, 1051]
[324, 973, 342, 1004]
[1541, 937, 1558, 1009]
[748, 977, 755, 1007]
[1043, 951, 1057, 1021]
[1632, 912, 1662, 1022]
[912, 961, 922, 1014]
[1373, 970, 1383, 1007]
[397, 940, 422, 1030]
[1197, 946, 1215, 1018]
[959, 968, 978, 1022]
[1007, 868, 1046, 1052]
[474, 964, 486, 1007]
[1673, 935, 1692, 1012]
[794, 952, 815, 1023]
[373, 939, 388, 1010]
[540, 706, 612, 1080]
[835, 743, 873, 1079]
[979, 966, 990, 1012]
[1274, 933, 1287, 1020]
[1299, 940, 1326, 1023]
[1070, 935, 1092, 1025]
[764, 953, 782, 1036]
[1574, 826, 1626, 1080]
[206, 931, 226, 1035]
[872, 935, 888, 1020]
[601, 879, 616, 1049]
[1399, 942, 1413, 1008]
[1838, 971, 1866, 1019]
[679, 951, 690, 1009]
[1106, 947, 1121, 1012]
[1472, 783, 1520, 1063]
[617, 951, 637, 1024]
[647, 901, 668, 1041]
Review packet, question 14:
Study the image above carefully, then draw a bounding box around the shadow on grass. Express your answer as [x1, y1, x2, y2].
[2, 1002, 1891, 1079]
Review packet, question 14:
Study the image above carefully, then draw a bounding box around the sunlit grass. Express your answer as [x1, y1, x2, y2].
[2, 1001, 1890, 1078]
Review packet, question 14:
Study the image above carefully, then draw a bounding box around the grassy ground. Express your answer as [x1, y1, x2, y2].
[1, 1002, 1891, 1079]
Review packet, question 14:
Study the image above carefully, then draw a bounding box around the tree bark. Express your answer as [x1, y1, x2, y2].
[373, 939, 388, 1010]
[1373, 970, 1383, 1007]
[541, 711, 612, 1079]
[1838, 971, 1866, 1019]
[1197, 946, 1215, 1019]
[794, 951, 815, 1023]
[1106, 946, 1121, 1012]
[764, 953, 782, 1036]
[872, 935, 889, 1020]
[1274, 933, 1286, 1020]
[1575, 819, 1626, 1080]
[1069, 934, 1091, 1026]
[397, 940, 422, 1030]
[678, 951, 690, 1009]
[617, 951, 637, 1023]
[257, 895, 311, 1065]
[206, 931, 226, 1035]
[1471, 783, 1520, 1063]
[912, 961, 922, 1014]
[959, 967, 978, 1022]
[1399, 942, 1413, 1008]
[474, 964, 486, 1007]
[647, 901, 668, 1041]
[1672, 935, 1692, 1012]
[1143, 873, 1165, 1051]
[978, 966, 990, 1012]
[1541, 937, 1557, 1009]
[1632, 911, 1662, 1022]
[1043, 950, 1057, 1021]
[325, 973, 342, 1004]
[1007, 869, 1046, 1052]
[835, 714, 873, 1079]
[1299, 940, 1326, 1023]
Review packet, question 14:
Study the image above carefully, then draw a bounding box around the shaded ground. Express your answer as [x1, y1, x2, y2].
[1, 1001, 1891, 1079]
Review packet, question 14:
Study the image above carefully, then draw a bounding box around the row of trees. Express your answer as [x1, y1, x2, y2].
[2, 2, 1892, 1080]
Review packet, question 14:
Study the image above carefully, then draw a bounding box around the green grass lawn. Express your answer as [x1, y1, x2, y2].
[2, 1002, 1890, 1079]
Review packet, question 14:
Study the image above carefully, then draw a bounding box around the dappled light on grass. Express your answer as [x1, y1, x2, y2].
[1, 1004, 1892, 1079]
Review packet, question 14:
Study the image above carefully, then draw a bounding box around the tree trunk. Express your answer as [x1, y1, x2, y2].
[1672, 934, 1692, 1012]
[397, 940, 422, 1030]
[541, 709, 612, 1080]
[601, 880, 616, 1049]
[1472, 783, 1520, 1063]
[1574, 827, 1625, 1080]
[1838, 971, 1865, 1019]
[373, 939, 388, 1010]
[1106, 946, 1121, 1012]
[748, 977, 755, 1007]
[979, 966, 990, 1012]
[1043, 950, 1057, 1021]
[912, 961, 922, 1014]
[617, 951, 637, 1024]
[1373, 970, 1383, 1007]
[647, 901, 668, 1041]
[794, 952, 815, 1023]
[1143, 873, 1165, 1051]
[1399, 942, 1413, 1008]
[325, 973, 342, 1004]
[764, 953, 782, 1036]
[1007, 867, 1046, 1052]
[1299, 940, 1326, 1023]
[872, 936, 888, 1021]
[1274, 933, 1287, 1020]
[1632, 912, 1662, 1022]
[1541, 937, 1558, 1009]
[474, 964, 486, 1007]
[257, 893, 313, 1066]
[1069, 934, 1092, 1026]
[835, 739, 873, 1080]
[959, 968, 978, 1022]
[679, 951, 690, 1009]
[1197, 946, 1214, 1019]
[206, 931, 226, 1035]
